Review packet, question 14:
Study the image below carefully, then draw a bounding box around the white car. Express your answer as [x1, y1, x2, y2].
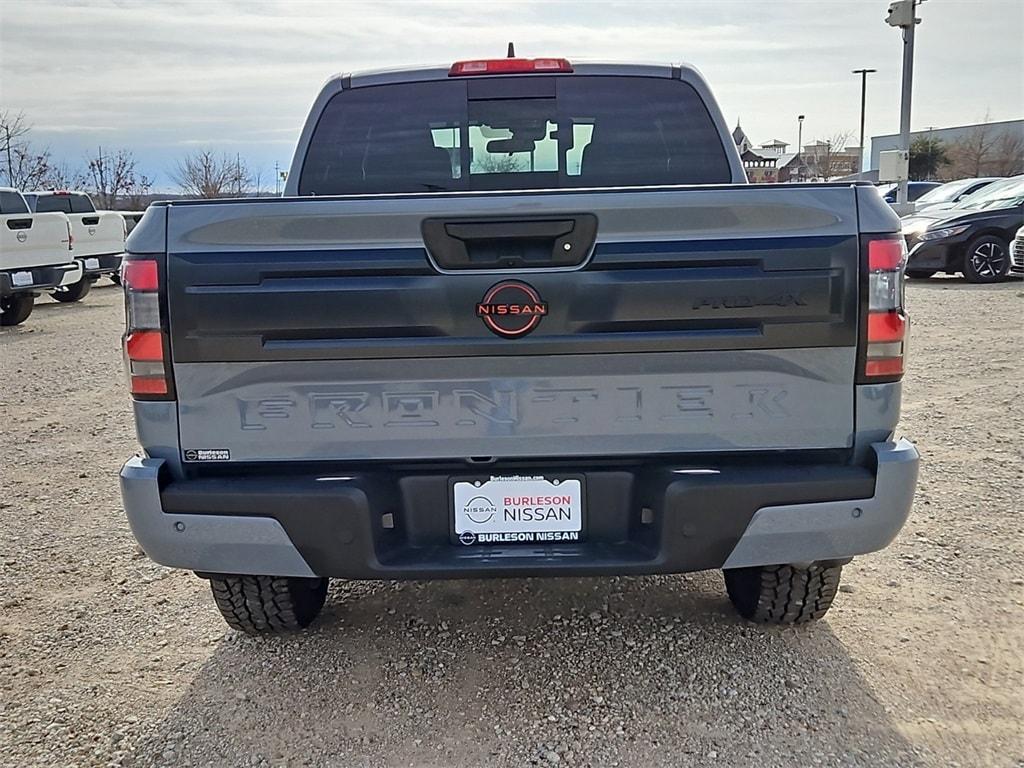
[0, 187, 82, 325]
[910, 177, 1001, 214]
[24, 190, 126, 302]
[1010, 224, 1024, 278]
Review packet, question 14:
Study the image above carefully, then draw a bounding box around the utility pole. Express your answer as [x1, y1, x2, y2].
[275, 162, 281, 196]
[852, 68, 876, 173]
[886, 0, 922, 207]
[4, 124, 12, 185]
[797, 115, 805, 179]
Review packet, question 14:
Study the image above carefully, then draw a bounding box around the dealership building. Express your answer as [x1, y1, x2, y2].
[869, 118, 1023, 170]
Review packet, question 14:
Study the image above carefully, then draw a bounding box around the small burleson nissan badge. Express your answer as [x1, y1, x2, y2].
[119, 54, 919, 634]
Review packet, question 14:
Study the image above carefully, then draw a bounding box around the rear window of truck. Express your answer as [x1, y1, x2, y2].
[0, 191, 29, 214]
[31, 194, 95, 214]
[298, 76, 732, 195]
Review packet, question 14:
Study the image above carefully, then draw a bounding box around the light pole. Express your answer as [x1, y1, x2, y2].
[886, 0, 923, 207]
[852, 68, 876, 173]
[797, 115, 805, 180]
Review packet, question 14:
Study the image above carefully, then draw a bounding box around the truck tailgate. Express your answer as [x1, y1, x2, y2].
[165, 185, 862, 462]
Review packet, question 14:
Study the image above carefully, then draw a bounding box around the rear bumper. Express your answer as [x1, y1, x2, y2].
[906, 239, 964, 272]
[120, 440, 919, 579]
[77, 252, 123, 277]
[0, 261, 82, 296]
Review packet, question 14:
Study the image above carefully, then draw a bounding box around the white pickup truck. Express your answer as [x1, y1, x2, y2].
[24, 191, 126, 302]
[0, 187, 82, 325]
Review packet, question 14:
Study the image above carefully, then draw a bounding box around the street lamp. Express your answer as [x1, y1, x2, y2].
[797, 116, 805, 180]
[852, 69, 876, 173]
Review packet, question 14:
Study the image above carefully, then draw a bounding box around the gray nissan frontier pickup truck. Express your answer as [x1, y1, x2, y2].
[119, 57, 919, 633]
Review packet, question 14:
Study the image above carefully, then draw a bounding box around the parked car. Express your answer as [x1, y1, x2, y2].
[0, 187, 82, 325]
[879, 181, 941, 204]
[910, 177, 1001, 214]
[24, 191, 126, 301]
[1010, 224, 1024, 278]
[119, 57, 918, 634]
[901, 175, 1024, 282]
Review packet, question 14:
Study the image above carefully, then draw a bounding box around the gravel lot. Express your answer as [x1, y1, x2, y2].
[1, 279, 1021, 768]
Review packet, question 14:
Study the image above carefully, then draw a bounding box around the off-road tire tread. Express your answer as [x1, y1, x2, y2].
[724, 564, 842, 624]
[209, 575, 327, 634]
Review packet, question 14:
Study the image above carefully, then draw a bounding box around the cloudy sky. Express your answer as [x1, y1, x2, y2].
[1, 0, 1021, 189]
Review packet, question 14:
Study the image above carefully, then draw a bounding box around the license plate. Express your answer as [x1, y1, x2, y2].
[11, 271, 33, 287]
[84, 258, 100, 270]
[452, 475, 584, 546]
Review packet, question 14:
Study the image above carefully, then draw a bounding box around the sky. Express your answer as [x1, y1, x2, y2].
[1, 0, 1021, 190]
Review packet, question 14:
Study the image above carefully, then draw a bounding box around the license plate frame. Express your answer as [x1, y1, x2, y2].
[84, 258, 100, 270]
[11, 271, 33, 287]
[450, 474, 586, 547]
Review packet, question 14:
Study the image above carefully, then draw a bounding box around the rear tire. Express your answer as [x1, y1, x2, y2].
[724, 563, 843, 624]
[0, 294, 34, 326]
[209, 575, 328, 634]
[50, 277, 92, 303]
[905, 269, 936, 280]
[109, 273, 121, 286]
[963, 235, 1010, 283]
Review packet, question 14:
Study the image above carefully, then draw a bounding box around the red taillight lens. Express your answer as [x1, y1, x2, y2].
[125, 330, 164, 361]
[860, 235, 908, 382]
[864, 357, 904, 377]
[123, 260, 159, 291]
[867, 311, 906, 343]
[868, 238, 904, 271]
[122, 256, 173, 399]
[130, 375, 169, 395]
[449, 58, 573, 76]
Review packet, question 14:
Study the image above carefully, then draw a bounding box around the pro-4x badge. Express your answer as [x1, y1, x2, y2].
[475, 281, 548, 338]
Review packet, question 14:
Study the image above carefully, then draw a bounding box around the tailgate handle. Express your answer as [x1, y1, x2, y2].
[82, 216, 100, 226]
[6, 218, 32, 230]
[422, 214, 597, 270]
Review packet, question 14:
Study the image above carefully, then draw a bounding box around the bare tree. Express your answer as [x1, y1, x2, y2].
[171, 150, 252, 198]
[946, 121, 999, 178]
[940, 113, 1024, 178]
[990, 130, 1024, 176]
[1, 110, 54, 190]
[44, 161, 81, 190]
[80, 147, 152, 209]
[474, 154, 526, 174]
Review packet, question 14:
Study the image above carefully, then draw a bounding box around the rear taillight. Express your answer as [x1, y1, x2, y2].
[122, 256, 173, 399]
[859, 236, 908, 382]
[449, 58, 573, 76]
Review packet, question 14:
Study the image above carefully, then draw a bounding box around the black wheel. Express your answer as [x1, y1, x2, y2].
[209, 575, 328, 634]
[0, 294, 34, 326]
[905, 269, 936, 280]
[50, 277, 92, 303]
[109, 273, 121, 286]
[724, 563, 843, 625]
[963, 235, 1010, 283]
